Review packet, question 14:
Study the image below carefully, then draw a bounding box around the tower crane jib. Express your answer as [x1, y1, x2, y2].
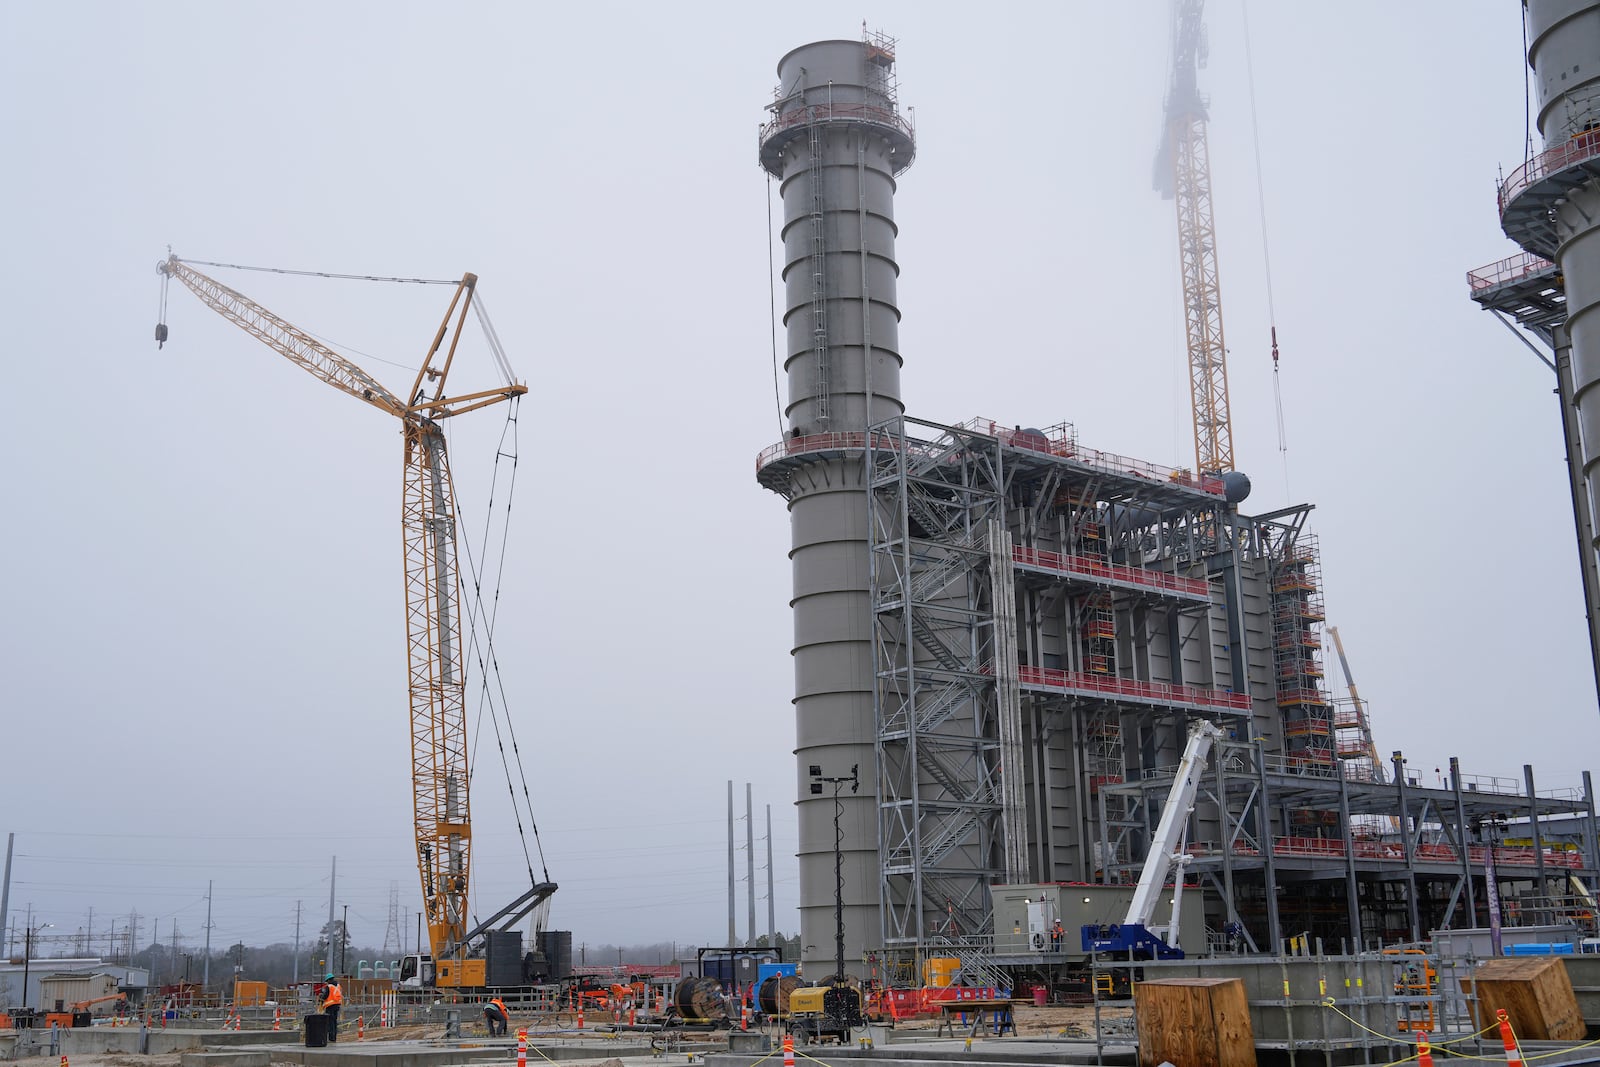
[1160, 0, 1235, 476]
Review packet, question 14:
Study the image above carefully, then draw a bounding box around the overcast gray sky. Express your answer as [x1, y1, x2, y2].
[5, 1, 1593, 961]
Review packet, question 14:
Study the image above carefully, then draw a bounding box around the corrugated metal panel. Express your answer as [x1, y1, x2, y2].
[38, 972, 118, 1011]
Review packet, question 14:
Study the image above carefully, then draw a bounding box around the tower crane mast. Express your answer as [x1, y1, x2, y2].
[158, 256, 553, 987]
[1158, 0, 1235, 475]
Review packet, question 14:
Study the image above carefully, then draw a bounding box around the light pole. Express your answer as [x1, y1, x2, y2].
[21, 922, 54, 1010]
[808, 763, 859, 984]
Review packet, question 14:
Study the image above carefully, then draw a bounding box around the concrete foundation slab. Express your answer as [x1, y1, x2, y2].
[181, 1052, 271, 1067]
[268, 1041, 653, 1067]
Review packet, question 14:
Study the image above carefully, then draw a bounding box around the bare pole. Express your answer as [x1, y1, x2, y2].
[202, 881, 213, 993]
[327, 857, 337, 967]
[746, 783, 757, 946]
[727, 782, 736, 947]
[0, 833, 13, 959]
[766, 805, 776, 946]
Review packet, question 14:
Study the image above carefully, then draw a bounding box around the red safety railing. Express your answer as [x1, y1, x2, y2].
[1467, 251, 1557, 292]
[1259, 838, 1584, 868]
[755, 431, 904, 474]
[759, 101, 915, 146]
[1011, 545, 1211, 597]
[1016, 663, 1250, 711]
[959, 417, 1227, 496]
[1500, 129, 1600, 216]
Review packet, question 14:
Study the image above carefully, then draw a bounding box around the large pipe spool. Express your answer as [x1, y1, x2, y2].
[757, 974, 803, 1016]
[673, 976, 726, 1023]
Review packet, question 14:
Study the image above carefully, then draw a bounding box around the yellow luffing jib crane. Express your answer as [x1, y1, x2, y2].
[158, 255, 553, 988]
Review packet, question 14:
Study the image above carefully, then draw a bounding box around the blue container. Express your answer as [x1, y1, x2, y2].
[1507, 942, 1575, 955]
[757, 962, 797, 987]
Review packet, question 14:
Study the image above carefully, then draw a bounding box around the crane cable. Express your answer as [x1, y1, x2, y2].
[1241, 0, 1291, 503]
[171, 257, 458, 286]
[457, 396, 551, 886]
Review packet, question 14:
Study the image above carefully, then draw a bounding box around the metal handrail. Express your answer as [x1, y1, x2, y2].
[1011, 545, 1210, 597]
[1467, 251, 1556, 292]
[1500, 130, 1600, 216]
[759, 101, 915, 146]
[959, 417, 1227, 496]
[1015, 663, 1250, 711]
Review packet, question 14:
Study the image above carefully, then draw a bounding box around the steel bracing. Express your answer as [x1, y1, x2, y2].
[866, 417, 1014, 953]
[1102, 743, 1600, 952]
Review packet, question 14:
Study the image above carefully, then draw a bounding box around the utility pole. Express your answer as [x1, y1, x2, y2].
[765, 805, 776, 946]
[293, 901, 302, 985]
[0, 833, 13, 960]
[151, 918, 159, 987]
[327, 857, 337, 954]
[726, 781, 736, 947]
[86, 906, 94, 956]
[745, 783, 756, 946]
[202, 881, 213, 992]
[341, 904, 349, 975]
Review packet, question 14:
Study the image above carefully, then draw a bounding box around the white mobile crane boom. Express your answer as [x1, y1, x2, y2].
[1083, 719, 1223, 959]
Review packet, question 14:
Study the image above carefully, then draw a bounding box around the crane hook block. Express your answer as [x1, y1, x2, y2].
[155, 322, 169, 348]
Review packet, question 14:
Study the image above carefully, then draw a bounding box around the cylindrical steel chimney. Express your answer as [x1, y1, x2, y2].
[1531, 2, 1600, 564]
[756, 35, 914, 974]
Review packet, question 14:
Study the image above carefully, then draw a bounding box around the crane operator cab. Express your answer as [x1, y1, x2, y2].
[398, 954, 435, 989]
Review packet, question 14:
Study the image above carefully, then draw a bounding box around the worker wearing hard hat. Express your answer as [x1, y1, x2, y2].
[320, 974, 343, 1042]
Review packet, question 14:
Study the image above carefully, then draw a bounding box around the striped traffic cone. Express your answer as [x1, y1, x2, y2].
[1497, 1009, 1524, 1067]
[358, 1014, 365, 1041]
[783, 1033, 794, 1067]
[273, 1006, 281, 1032]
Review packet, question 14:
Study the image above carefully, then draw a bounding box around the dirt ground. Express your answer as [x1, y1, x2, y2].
[889, 1003, 1132, 1038]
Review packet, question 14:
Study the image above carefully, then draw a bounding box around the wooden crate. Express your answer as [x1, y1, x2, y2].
[1467, 957, 1586, 1041]
[1133, 977, 1255, 1067]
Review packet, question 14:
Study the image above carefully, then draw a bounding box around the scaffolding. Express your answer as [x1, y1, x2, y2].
[1271, 534, 1336, 782]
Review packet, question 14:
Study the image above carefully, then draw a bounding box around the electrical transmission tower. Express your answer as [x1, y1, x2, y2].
[382, 883, 402, 959]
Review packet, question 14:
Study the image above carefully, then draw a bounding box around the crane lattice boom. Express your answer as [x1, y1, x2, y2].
[1159, 0, 1235, 475]
[159, 256, 529, 969]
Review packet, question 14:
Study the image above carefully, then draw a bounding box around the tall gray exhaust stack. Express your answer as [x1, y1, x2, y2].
[755, 32, 915, 974]
[1498, 0, 1600, 711]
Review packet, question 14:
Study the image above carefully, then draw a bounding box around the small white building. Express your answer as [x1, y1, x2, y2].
[0, 960, 148, 1011]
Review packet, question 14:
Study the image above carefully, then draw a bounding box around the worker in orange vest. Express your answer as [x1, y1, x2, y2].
[320, 975, 343, 1042]
[483, 996, 509, 1036]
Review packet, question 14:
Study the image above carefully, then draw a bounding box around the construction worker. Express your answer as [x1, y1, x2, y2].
[320, 974, 343, 1042]
[483, 996, 509, 1037]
